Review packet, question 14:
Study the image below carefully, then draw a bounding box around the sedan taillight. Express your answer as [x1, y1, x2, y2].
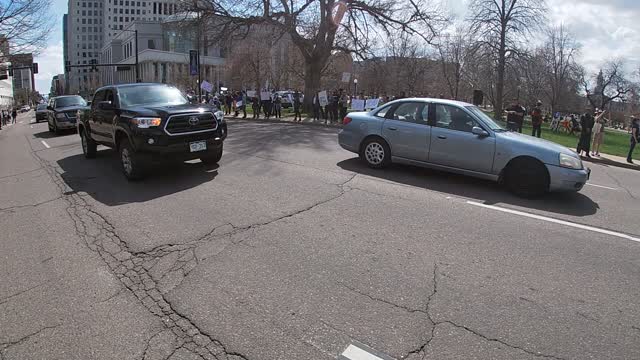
[343, 116, 352, 125]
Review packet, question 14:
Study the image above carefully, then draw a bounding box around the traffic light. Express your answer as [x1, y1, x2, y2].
[32, 63, 38, 74]
[65, 61, 71, 73]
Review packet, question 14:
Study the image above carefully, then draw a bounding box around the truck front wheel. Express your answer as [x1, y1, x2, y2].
[80, 128, 97, 159]
[200, 145, 223, 165]
[119, 138, 145, 180]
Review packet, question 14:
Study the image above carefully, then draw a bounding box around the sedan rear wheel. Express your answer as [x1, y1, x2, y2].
[361, 138, 391, 169]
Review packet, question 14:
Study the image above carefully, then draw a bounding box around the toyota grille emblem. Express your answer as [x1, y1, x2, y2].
[188, 116, 200, 126]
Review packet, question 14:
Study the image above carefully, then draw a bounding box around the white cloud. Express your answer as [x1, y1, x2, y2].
[34, 42, 64, 94]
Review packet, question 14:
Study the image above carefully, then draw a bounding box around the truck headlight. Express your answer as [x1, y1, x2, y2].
[131, 117, 161, 129]
[559, 153, 582, 169]
[55, 113, 67, 119]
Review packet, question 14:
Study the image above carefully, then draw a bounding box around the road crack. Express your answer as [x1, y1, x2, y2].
[0, 196, 63, 213]
[0, 324, 62, 354]
[0, 282, 47, 305]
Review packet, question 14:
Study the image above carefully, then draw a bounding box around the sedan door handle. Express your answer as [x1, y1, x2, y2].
[437, 135, 447, 139]
[387, 127, 397, 131]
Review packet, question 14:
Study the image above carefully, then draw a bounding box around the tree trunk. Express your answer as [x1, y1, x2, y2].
[303, 58, 323, 114]
[495, 30, 506, 120]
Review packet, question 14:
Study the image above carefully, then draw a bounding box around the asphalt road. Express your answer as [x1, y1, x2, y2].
[1, 112, 639, 360]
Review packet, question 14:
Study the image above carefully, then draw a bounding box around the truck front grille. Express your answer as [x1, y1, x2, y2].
[164, 112, 217, 135]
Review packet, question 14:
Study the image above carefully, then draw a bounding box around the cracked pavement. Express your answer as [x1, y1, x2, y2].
[1, 115, 640, 359]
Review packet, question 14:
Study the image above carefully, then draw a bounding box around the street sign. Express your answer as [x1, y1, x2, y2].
[351, 99, 365, 111]
[189, 50, 199, 76]
[341, 72, 351, 83]
[365, 98, 380, 109]
[117, 65, 131, 71]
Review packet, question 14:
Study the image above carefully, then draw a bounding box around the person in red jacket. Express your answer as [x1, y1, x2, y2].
[530, 100, 543, 138]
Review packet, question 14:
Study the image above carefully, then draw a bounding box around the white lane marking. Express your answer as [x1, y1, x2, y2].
[341, 345, 385, 360]
[585, 183, 617, 190]
[41, 140, 50, 149]
[466, 201, 640, 243]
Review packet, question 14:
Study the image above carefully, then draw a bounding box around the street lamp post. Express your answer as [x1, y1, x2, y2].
[353, 78, 358, 97]
[121, 29, 140, 82]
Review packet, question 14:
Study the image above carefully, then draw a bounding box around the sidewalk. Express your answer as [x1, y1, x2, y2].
[581, 153, 640, 171]
[226, 113, 343, 128]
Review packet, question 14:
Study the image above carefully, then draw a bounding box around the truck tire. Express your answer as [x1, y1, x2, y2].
[200, 146, 223, 165]
[119, 138, 145, 180]
[80, 128, 97, 159]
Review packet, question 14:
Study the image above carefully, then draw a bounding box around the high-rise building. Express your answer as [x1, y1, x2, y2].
[66, 0, 104, 97]
[63, 14, 70, 93]
[64, 0, 181, 96]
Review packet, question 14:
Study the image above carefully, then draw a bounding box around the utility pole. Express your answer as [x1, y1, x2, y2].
[197, 12, 202, 102]
[135, 30, 140, 82]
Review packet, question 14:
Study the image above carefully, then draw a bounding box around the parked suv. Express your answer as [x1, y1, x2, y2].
[47, 95, 87, 134]
[35, 104, 47, 122]
[77, 83, 227, 180]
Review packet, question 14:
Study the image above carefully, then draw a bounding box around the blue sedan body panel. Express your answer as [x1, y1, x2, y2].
[338, 98, 589, 192]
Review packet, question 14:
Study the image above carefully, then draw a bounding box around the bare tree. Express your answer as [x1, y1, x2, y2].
[582, 60, 632, 111]
[467, 0, 547, 118]
[0, 0, 54, 58]
[183, 0, 446, 110]
[436, 28, 475, 100]
[541, 24, 580, 114]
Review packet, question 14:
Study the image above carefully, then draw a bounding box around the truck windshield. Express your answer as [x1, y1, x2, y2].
[56, 96, 87, 108]
[118, 85, 188, 107]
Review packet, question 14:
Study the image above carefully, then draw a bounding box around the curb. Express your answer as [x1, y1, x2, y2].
[581, 156, 640, 171]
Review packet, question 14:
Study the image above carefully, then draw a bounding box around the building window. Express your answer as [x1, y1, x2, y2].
[152, 2, 156, 14]
[125, 16, 129, 21]
[82, 18, 86, 24]
[136, 9, 140, 14]
[125, 8, 128, 13]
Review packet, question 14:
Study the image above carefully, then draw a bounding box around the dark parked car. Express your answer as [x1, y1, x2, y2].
[77, 83, 227, 180]
[35, 104, 47, 122]
[47, 95, 87, 134]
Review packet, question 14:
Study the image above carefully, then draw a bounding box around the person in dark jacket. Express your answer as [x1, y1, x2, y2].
[11, 108, 17, 124]
[293, 91, 302, 122]
[577, 109, 595, 157]
[504, 99, 525, 133]
[628, 116, 639, 164]
[252, 95, 261, 119]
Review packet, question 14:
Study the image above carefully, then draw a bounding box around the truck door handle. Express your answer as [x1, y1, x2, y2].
[387, 127, 397, 131]
[437, 135, 447, 139]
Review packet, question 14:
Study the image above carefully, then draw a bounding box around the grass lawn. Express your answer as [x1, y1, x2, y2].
[495, 121, 638, 160]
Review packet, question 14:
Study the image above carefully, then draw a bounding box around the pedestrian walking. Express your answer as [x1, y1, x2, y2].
[338, 89, 348, 121]
[224, 93, 233, 115]
[530, 100, 543, 138]
[628, 116, 639, 164]
[292, 90, 302, 122]
[273, 93, 282, 119]
[252, 95, 261, 119]
[504, 99, 525, 133]
[329, 90, 339, 123]
[312, 93, 321, 122]
[11, 108, 17, 124]
[234, 91, 247, 118]
[590, 110, 607, 157]
[262, 92, 272, 119]
[577, 108, 595, 157]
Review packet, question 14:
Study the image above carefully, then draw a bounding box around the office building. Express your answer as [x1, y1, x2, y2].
[101, 19, 224, 91]
[64, 0, 181, 96]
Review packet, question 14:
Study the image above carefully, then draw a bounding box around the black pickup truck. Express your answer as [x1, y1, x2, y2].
[77, 83, 227, 180]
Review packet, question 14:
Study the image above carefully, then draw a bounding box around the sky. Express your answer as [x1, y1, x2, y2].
[32, 0, 640, 94]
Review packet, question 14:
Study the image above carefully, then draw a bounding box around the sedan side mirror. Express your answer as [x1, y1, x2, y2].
[472, 126, 489, 137]
[98, 101, 114, 110]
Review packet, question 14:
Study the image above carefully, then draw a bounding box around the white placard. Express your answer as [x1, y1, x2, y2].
[341, 72, 351, 83]
[246, 90, 256, 98]
[318, 91, 328, 107]
[200, 80, 213, 93]
[236, 100, 243, 107]
[260, 91, 271, 101]
[365, 98, 380, 109]
[351, 99, 365, 111]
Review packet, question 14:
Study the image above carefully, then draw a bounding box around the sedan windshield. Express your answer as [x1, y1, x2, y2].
[56, 96, 87, 108]
[466, 106, 505, 131]
[118, 85, 188, 107]
[36, 104, 47, 111]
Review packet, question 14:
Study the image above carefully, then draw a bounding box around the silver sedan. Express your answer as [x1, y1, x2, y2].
[338, 98, 590, 197]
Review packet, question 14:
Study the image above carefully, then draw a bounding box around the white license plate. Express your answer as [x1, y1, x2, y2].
[189, 141, 207, 152]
